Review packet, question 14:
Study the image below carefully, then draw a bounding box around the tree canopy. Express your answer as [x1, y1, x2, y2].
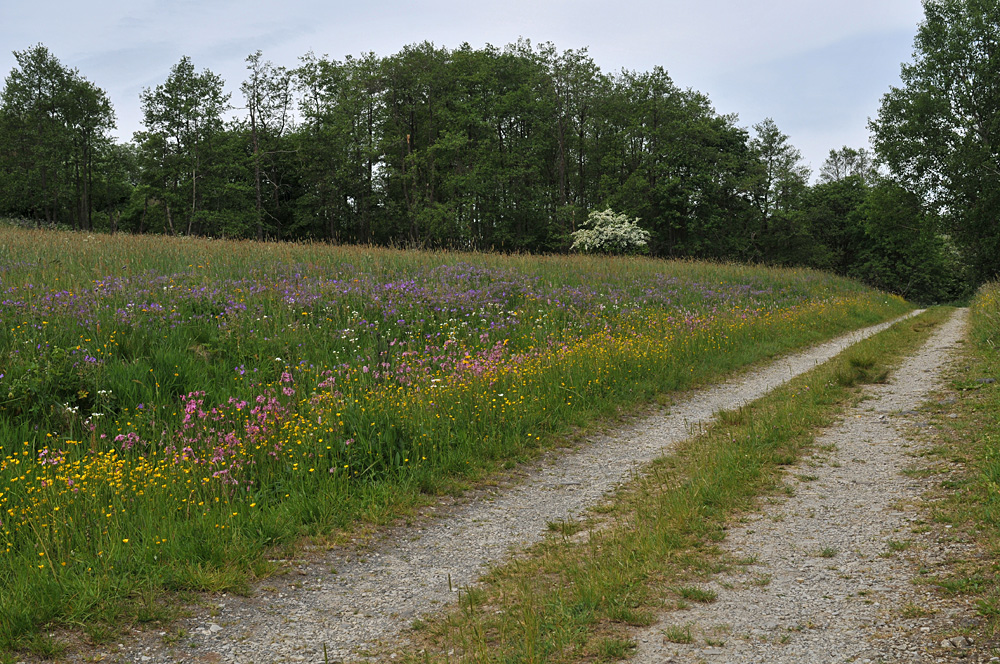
[0, 35, 986, 302]
[0, 44, 116, 229]
[871, 0, 1000, 283]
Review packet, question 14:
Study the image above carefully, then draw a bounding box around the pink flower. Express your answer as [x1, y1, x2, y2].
[115, 431, 142, 450]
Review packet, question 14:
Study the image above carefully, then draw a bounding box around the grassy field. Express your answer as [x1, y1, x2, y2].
[397, 308, 949, 662]
[0, 226, 912, 652]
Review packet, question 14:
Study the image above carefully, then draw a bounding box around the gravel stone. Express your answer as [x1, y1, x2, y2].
[628, 309, 978, 663]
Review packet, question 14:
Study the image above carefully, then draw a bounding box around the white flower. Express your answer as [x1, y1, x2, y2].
[570, 208, 650, 254]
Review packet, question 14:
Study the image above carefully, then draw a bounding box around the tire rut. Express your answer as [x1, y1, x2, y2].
[628, 308, 969, 663]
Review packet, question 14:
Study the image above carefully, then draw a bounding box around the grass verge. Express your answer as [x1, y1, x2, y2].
[893, 284, 1000, 652]
[397, 307, 951, 663]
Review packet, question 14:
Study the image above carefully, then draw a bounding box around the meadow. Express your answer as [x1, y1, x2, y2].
[0, 226, 912, 650]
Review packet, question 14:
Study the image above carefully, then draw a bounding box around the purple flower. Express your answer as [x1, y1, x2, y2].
[115, 432, 142, 451]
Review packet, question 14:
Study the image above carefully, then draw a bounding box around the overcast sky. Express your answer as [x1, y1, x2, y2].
[1, 0, 925, 177]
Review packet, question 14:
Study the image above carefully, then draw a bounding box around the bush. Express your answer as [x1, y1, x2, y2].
[570, 209, 650, 254]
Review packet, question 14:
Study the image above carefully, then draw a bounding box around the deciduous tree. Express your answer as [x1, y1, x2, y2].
[135, 56, 230, 236]
[749, 118, 811, 263]
[0, 44, 115, 228]
[818, 146, 875, 184]
[871, 0, 1000, 283]
[242, 51, 293, 240]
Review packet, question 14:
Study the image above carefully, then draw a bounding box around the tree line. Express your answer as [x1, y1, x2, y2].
[1, 3, 994, 302]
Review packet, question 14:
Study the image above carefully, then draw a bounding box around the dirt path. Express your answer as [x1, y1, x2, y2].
[87, 313, 923, 664]
[629, 308, 971, 663]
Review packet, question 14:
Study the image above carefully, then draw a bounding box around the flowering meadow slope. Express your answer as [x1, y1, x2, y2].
[0, 227, 911, 645]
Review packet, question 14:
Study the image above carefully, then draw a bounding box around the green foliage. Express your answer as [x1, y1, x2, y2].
[871, 0, 1000, 284]
[781, 174, 971, 303]
[0, 44, 117, 229]
[852, 181, 970, 303]
[0, 37, 990, 296]
[818, 146, 875, 185]
[134, 56, 232, 237]
[744, 118, 813, 265]
[604, 68, 756, 260]
[796, 175, 868, 272]
[241, 51, 294, 241]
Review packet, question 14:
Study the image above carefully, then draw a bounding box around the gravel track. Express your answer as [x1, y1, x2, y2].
[81, 313, 923, 664]
[629, 308, 971, 664]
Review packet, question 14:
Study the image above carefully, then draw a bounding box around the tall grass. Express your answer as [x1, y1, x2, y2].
[0, 226, 911, 649]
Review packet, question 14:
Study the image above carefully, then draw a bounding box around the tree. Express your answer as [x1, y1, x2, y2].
[603, 68, 755, 259]
[444, 41, 558, 251]
[91, 140, 138, 233]
[819, 146, 875, 184]
[135, 56, 230, 236]
[0, 44, 115, 228]
[242, 51, 293, 240]
[853, 180, 968, 302]
[748, 118, 811, 263]
[797, 174, 870, 272]
[294, 51, 386, 242]
[538, 44, 607, 225]
[870, 0, 1000, 283]
[749, 119, 810, 219]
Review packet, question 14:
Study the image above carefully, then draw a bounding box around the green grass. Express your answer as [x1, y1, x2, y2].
[0, 226, 914, 652]
[674, 586, 718, 603]
[397, 308, 949, 663]
[904, 282, 1000, 636]
[662, 625, 694, 644]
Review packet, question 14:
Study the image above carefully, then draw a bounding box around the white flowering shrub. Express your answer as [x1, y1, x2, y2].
[570, 208, 651, 254]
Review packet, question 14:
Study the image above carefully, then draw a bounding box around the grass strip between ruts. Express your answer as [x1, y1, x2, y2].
[394, 307, 953, 664]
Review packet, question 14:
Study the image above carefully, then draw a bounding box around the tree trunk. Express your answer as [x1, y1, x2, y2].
[74, 154, 82, 230]
[189, 151, 197, 236]
[165, 203, 176, 236]
[250, 96, 264, 241]
[85, 138, 93, 231]
[139, 197, 148, 234]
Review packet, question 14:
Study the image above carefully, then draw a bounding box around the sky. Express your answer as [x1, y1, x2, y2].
[0, 0, 926, 178]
